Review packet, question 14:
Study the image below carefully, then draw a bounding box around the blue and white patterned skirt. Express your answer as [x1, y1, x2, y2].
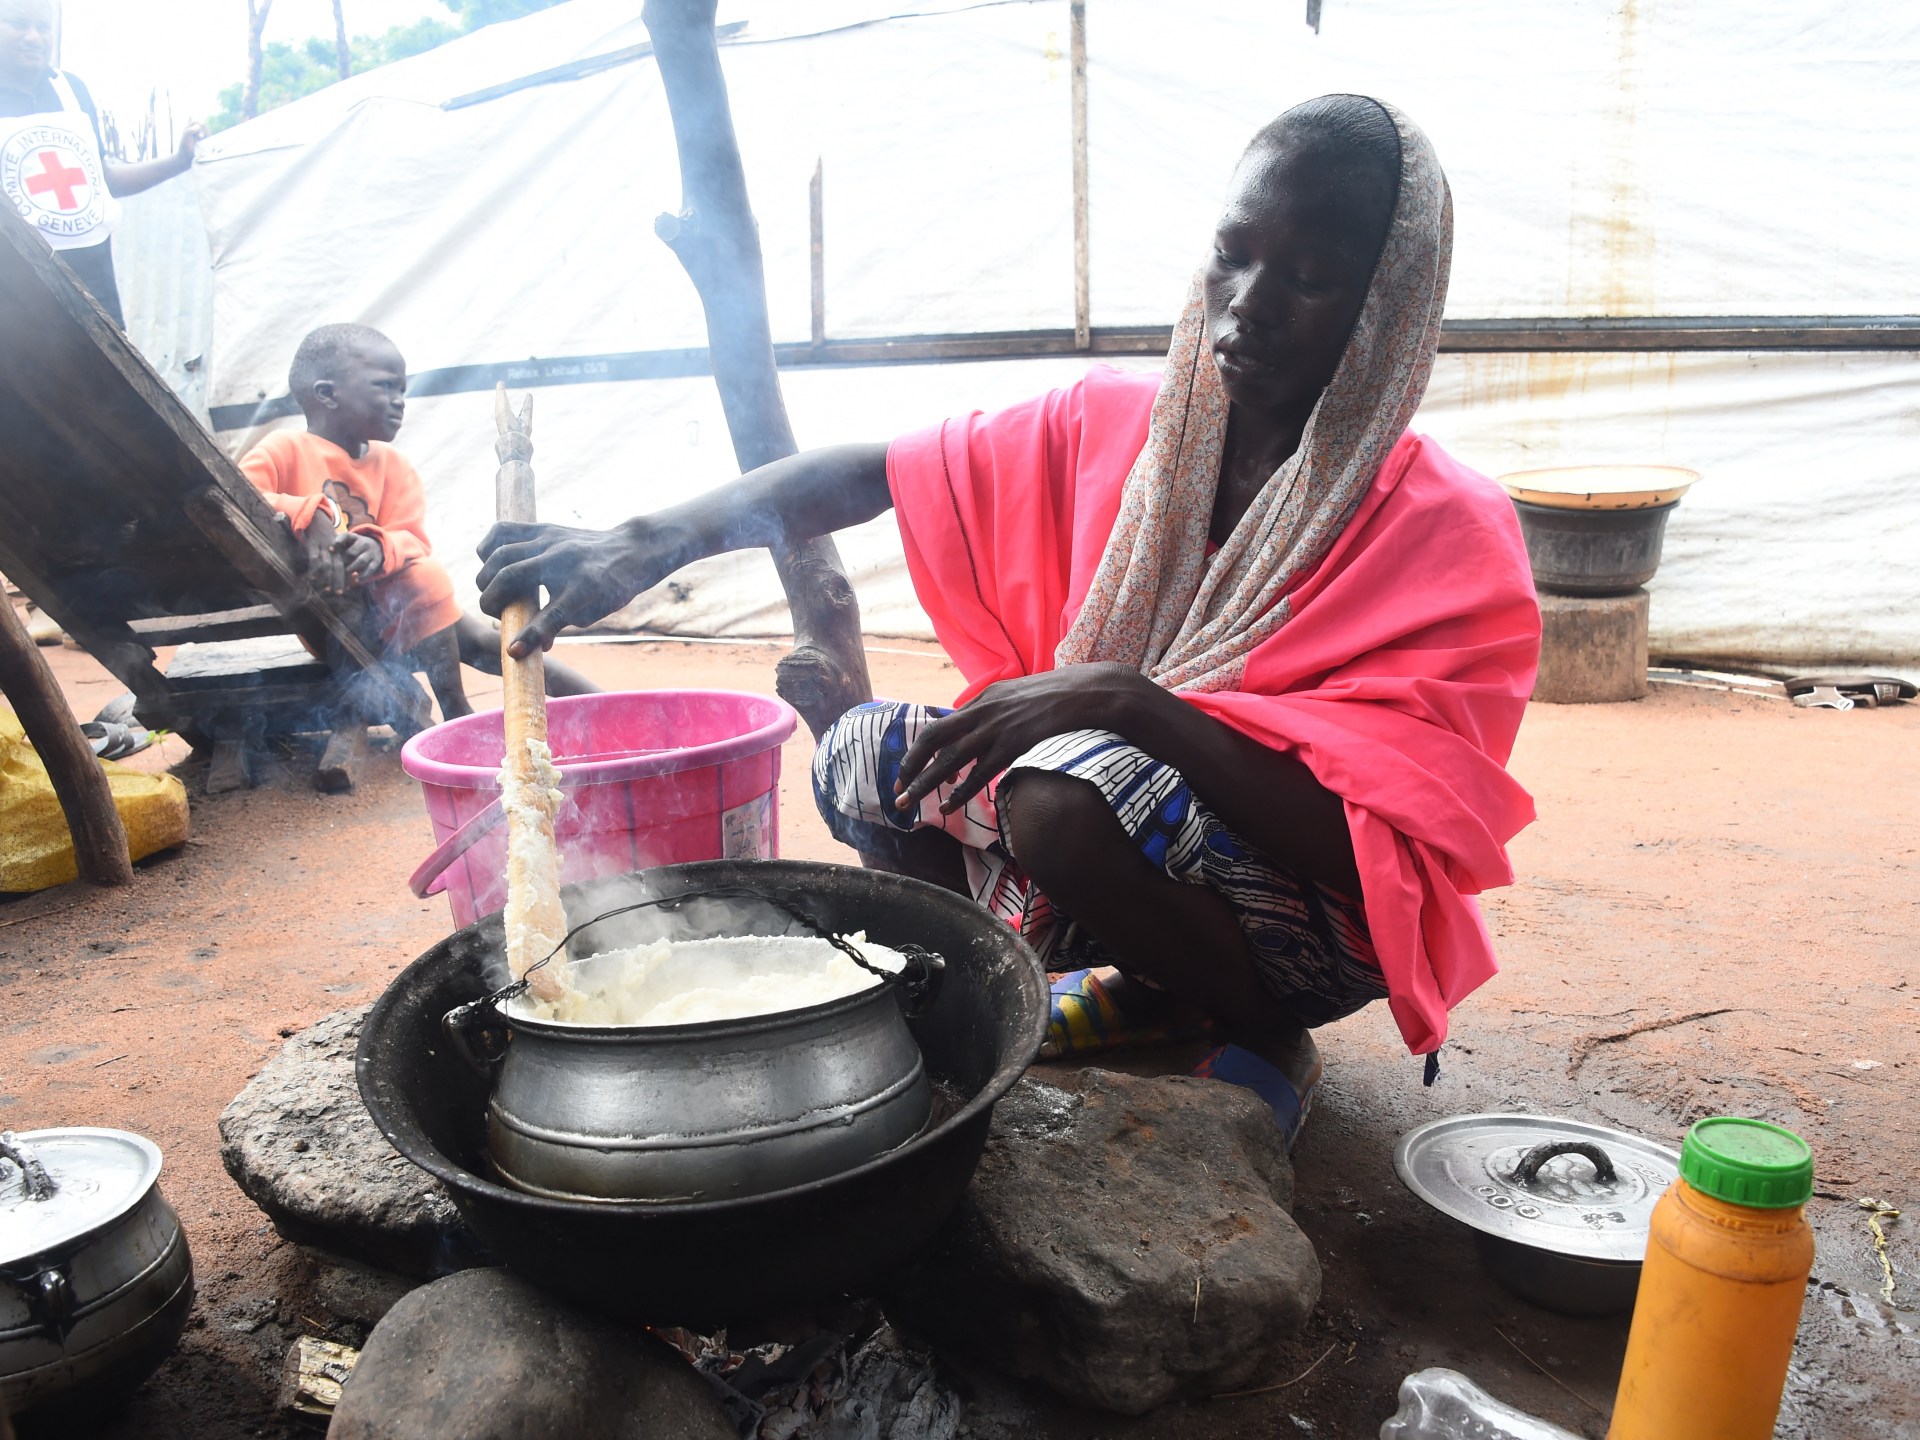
[811, 700, 1387, 1026]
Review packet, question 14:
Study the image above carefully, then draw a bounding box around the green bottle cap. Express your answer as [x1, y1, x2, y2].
[1680, 1117, 1814, 1208]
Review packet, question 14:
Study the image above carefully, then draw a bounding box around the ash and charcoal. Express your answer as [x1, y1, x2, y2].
[656, 1313, 962, 1440]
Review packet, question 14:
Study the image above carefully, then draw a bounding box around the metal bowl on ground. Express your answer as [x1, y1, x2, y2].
[452, 935, 934, 1203]
[358, 859, 1047, 1326]
[1394, 1114, 1680, 1317]
[1, 1128, 195, 1420]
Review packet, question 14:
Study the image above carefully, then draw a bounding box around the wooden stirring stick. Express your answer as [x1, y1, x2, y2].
[493, 384, 568, 1001]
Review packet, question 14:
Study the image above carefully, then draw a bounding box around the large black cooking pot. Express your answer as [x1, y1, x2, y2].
[357, 859, 1046, 1326]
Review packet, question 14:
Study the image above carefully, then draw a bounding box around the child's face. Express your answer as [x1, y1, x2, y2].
[316, 341, 407, 445]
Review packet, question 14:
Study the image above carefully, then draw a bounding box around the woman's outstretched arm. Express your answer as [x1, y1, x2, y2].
[475, 442, 891, 655]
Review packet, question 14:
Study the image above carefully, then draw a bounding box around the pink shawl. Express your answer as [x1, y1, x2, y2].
[885, 366, 1540, 1054]
[1057, 99, 1452, 692]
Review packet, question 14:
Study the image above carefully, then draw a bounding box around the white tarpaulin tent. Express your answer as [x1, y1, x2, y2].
[186, 0, 1920, 668]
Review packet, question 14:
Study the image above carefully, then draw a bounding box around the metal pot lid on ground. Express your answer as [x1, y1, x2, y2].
[1393, 1113, 1680, 1263]
[0, 1128, 164, 1263]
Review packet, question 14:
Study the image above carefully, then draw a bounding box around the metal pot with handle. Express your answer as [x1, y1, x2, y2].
[1394, 1114, 1681, 1316]
[441, 884, 946, 1204]
[0, 1127, 195, 1418]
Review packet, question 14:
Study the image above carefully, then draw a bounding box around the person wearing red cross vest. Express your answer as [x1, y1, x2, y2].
[0, 0, 205, 326]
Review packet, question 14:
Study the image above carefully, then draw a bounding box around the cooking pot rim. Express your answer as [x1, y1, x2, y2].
[363, 862, 1047, 1220]
[496, 965, 912, 1039]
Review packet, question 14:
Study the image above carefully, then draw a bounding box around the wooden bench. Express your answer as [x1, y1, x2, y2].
[0, 201, 430, 792]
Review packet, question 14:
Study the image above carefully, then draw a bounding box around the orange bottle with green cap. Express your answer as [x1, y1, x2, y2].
[1608, 1117, 1815, 1440]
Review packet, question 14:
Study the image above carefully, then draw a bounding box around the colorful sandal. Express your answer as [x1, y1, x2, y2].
[1192, 1043, 1323, 1153]
[1039, 966, 1216, 1060]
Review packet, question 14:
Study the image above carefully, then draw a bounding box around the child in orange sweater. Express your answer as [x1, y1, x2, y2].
[240, 323, 593, 717]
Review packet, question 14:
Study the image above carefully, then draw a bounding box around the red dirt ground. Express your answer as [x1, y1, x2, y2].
[2, 630, 1914, 1438]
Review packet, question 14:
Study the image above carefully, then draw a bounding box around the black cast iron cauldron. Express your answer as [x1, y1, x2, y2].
[356, 860, 1047, 1326]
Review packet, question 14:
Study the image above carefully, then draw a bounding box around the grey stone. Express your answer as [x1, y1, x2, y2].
[218, 1006, 479, 1277]
[328, 1268, 737, 1440]
[314, 1258, 422, 1329]
[885, 1070, 1321, 1415]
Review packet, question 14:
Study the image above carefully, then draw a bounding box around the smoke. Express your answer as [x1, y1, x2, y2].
[559, 870, 819, 964]
[488, 863, 923, 1026]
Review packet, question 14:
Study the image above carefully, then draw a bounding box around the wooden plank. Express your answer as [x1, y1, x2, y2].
[150, 683, 333, 710]
[179, 486, 425, 718]
[0, 212, 266, 615]
[129, 605, 289, 646]
[206, 739, 253, 794]
[203, 312, 1920, 435]
[142, 696, 339, 741]
[278, 1336, 359, 1424]
[0, 203, 430, 739]
[0, 597, 133, 885]
[0, 535, 170, 707]
[164, 667, 333, 695]
[1437, 315, 1920, 351]
[316, 725, 370, 793]
[165, 635, 323, 683]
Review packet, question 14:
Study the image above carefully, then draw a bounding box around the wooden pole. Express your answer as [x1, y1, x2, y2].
[0, 597, 133, 886]
[642, 0, 873, 741]
[1070, 0, 1090, 352]
[331, 0, 351, 81]
[243, 0, 274, 122]
[809, 158, 826, 350]
[493, 387, 567, 1000]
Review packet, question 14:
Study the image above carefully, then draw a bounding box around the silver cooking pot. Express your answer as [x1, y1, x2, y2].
[444, 924, 941, 1204]
[1395, 1113, 1679, 1317]
[1, 1128, 195, 1417]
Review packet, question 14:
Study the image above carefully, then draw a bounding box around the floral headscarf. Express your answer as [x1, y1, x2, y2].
[1054, 98, 1453, 693]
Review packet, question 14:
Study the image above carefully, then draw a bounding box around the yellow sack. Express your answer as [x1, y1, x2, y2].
[0, 709, 190, 892]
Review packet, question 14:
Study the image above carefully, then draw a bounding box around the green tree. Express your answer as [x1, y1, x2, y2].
[353, 17, 464, 70]
[209, 1, 564, 132]
[210, 37, 341, 131]
[443, 0, 569, 26]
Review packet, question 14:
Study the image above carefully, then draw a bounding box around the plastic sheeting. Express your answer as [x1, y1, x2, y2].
[184, 0, 1920, 668]
[115, 182, 215, 423]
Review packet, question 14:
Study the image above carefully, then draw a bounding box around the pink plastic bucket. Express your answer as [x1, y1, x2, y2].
[400, 690, 798, 928]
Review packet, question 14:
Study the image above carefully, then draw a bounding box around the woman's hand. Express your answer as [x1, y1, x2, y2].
[176, 122, 208, 164]
[476, 517, 688, 657]
[894, 663, 1150, 814]
[471, 445, 892, 657]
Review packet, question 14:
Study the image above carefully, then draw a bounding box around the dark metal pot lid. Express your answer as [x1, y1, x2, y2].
[0, 1127, 163, 1265]
[1393, 1113, 1679, 1264]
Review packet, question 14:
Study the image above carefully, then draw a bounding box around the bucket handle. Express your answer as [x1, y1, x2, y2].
[409, 797, 507, 898]
[1512, 1140, 1617, 1186]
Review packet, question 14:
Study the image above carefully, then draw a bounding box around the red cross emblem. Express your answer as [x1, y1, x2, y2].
[24, 147, 88, 211]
